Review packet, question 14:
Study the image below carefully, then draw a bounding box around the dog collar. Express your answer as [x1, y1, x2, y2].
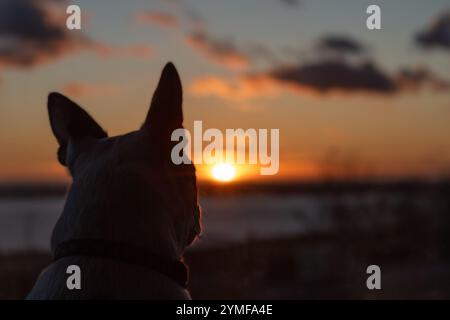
[54, 238, 188, 288]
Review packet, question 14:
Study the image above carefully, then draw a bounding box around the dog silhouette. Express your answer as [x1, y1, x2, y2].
[27, 62, 201, 299]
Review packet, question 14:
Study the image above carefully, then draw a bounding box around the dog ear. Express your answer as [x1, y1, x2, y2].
[142, 62, 183, 143]
[47, 92, 107, 166]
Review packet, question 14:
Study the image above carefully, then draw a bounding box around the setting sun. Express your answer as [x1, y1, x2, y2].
[211, 163, 236, 182]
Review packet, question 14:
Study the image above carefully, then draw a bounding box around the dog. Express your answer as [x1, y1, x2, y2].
[27, 62, 201, 299]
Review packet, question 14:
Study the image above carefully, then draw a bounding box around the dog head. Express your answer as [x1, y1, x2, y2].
[47, 63, 200, 258]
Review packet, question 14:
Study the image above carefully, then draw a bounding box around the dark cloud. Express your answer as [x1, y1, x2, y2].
[416, 12, 450, 50]
[0, 0, 152, 86]
[186, 30, 250, 69]
[397, 66, 450, 91]
[191, 60, 450, 100]
[257, 61, 450, 95]
[189, 60, 398, 99]
[267, 60, 396, 94]
[191, 29, 450, 99]
[250, 33, 449, 95]
[0, 0, 89, 67]
[316, 35, 367, 55]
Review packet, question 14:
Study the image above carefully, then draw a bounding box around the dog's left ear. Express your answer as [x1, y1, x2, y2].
[142, 62, 183, 142]
[48, 92, 107, 166]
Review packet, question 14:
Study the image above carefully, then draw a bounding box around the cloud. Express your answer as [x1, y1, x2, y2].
[246, 43, 280, 64]
[190, 75, 279, 100]
[190, 61, 450, 100]
[268, 60, 396, 94]
[316, 35, 367, 55]
[416, 12, 450, 50]
[0, 0, 152, 82]
[189, 61, 395, 100]
[0, 0, 89, 68]
[397, 66, 450, 91]
[62, 82, 125, 97]
[145, 0, 250, 69]
[142, 1, 251, 69]
[186, 30, 250, 69]
[134, 11, 178, 28]
[190, 30, 450, 101]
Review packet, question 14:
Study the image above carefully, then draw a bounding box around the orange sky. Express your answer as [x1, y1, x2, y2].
[1, 0, 450, 183]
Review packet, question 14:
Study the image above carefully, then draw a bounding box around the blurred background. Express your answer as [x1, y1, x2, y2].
[1, 0, 450, 299]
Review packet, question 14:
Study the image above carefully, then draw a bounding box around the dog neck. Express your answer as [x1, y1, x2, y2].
[50, 182, 185, 262]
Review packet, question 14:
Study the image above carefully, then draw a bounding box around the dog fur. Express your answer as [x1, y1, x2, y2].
[27, 62, 201, 299]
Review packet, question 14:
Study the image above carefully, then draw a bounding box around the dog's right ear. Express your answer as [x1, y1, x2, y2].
[47, 92, 107, 166]
[142, 62, 183, 146]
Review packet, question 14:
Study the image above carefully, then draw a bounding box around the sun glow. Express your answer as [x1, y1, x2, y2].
[211, 163, 236, 182]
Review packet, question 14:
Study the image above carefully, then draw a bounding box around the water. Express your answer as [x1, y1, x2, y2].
[0, 198, 64, 251]
[0, 195, 330, 252]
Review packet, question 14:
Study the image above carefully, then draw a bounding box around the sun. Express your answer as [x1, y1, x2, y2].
[211, 163, 236, 182]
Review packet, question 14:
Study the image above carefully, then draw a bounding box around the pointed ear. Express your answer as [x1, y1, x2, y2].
[47, 92, 107, 165]
[142, 62, 183, 141]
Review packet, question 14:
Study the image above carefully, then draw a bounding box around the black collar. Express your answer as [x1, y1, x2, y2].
[53, 239, 188, 288]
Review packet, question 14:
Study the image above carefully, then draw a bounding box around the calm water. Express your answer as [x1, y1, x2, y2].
[0, 195, 331, 252]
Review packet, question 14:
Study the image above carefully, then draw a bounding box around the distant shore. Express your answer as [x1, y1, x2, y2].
[1, 178, 449, 198]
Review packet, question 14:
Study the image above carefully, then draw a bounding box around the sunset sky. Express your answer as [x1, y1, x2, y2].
[1, 0, 449, 183]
